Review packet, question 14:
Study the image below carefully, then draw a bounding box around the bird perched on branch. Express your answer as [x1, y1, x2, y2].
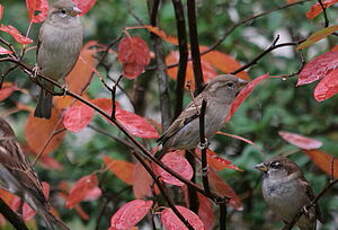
[155, 74, 247, 159]
[0, 117, 69, 230]
[34, 0, 83, 119]
[255, 156, 322, 230]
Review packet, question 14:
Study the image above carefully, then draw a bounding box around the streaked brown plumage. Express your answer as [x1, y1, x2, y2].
[255, 156, 321, 230]
[155, 74, 247, 159]
[34, 0, 83, 119]
[0, 117, 69, 230]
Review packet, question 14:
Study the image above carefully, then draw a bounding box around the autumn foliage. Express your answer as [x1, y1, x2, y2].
[0, 0, 337, 229]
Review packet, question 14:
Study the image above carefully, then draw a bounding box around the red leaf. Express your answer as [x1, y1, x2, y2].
[226, 74, 269, 121]
[25, 0, 49, 23]
[297, 51, 338, 86]
[116, 107, 159, 139]
[0, 25, 33, 45]
[332, 45, 338, 52]
[0, 45, 12, 54]
[92, 97, 117, 114]
[109, 199, 153, 230]
[195, 148, 242, 171]
[198, 194, 215, 230]
[160, 206, 204, 230]
[155, 151, 193, 186]
[304, 150, 338, 178]
[103, 156, 135, 185]
[314, 68, 338, 102]
[143, 25, 179, 45]
[66, 174, 101, 208]
[72, 0, 96, 15]
[63, 104, 94, 132]
[133, 162, 153, 199]
[40, 156, 63, 170]
[118, 36, 151, 79]
[165, 50, 218, 91]
[208, 170, 243, 211]
[306, 0, 338, 19]
[200, 46, 250, 81]
[0, 4, 4, 20]
[279, 131, 322, 150]
[0, 82, 18, 101]
[65, 41, 98, 95]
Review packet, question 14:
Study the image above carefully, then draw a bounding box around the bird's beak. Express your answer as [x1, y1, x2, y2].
[238, 78, 248, 89]
[255, 163, 268, 172]
[70, 6, 82, 16]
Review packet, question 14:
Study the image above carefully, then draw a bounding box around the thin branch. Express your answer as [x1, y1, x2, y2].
[199, 99, 210, 194]
[32, 127, 66, 166]
[202, 0, 311, 56]
[172, 0, 189, 118]
[111, 75, 123, 119]
[87, 124, 136, 151]
[231, 37, 302, 75]
[187, 0, 204, 92]
[0, 198, 29, 230]
[318, 0, 329, 27]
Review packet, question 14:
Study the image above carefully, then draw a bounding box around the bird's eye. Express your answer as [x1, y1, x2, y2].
[60, 9, 67, 14]
[226, 82, 235, 88]
[270, 161, 281, 169]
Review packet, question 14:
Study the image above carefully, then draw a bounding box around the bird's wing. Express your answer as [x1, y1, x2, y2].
[0, 139, 46, 203]
[157, 96, 204, 145]
[299, 177, 323, 223]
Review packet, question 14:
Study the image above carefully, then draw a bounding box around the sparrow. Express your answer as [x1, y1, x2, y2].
[0, 117, 69, 230]
[255, 156, 321, 230]
[34, 0, 83, 119]
[155, 74, 247, 159]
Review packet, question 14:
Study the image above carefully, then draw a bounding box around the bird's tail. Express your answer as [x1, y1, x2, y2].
[34, 88, 53, 119]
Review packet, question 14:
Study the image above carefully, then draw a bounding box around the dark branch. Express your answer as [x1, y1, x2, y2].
[199, 99, 210, 194]
[0, 198, 29, 230]
[187, 0, 204, 92]
[172, 0, 189, 118]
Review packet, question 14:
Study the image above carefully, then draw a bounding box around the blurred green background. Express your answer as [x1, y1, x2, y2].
[0, 0, 337, 229]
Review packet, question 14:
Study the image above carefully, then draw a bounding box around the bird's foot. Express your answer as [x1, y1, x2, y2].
[198, 138, 209, 150]
[31, 64, 39, 79]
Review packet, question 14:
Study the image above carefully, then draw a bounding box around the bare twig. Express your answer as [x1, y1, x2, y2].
[199, 99, 210, 194]
[318, 0, 329, 27]
[202, 0, 311, 56]
[232, 37, 302, 74]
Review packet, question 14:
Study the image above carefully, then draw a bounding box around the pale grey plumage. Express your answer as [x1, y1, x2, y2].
[35, 0, 83, 119]
[156, 74, 247, 159]
[256, 157, 321, 230]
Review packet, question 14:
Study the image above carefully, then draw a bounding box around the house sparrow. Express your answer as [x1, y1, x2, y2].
[255, 156, 321, 230]
[0, 117, 69, 230]
[155, 74, 247, 159]
[34, 0, 83, 119]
